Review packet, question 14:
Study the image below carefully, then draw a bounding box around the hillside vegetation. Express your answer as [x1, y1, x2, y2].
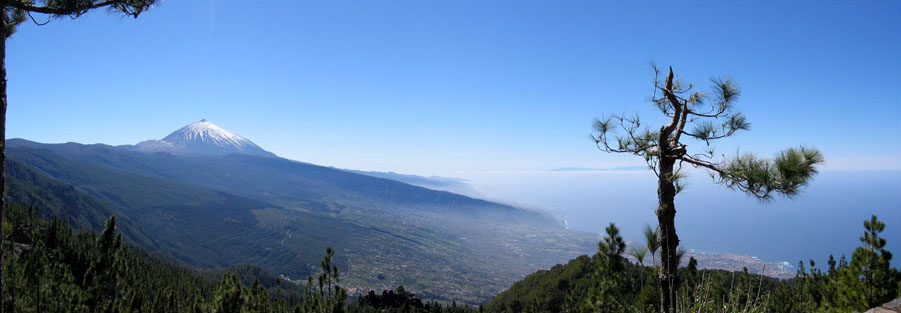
[5, 140, 598, 303]
[6, 199, 898, 313]
[487, 219, 901, 313]
[2, 202, 485, 313]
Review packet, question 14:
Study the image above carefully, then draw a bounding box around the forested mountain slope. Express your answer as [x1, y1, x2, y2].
[5, 138, 597, 303]
[3, 203, 468, 313]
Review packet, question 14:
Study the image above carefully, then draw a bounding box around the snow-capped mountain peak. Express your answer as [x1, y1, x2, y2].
[164, 119, 252, 148]
[133, 119, 274, 157]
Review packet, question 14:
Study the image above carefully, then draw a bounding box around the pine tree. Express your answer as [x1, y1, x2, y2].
[683, 257, 699, 304]
[591, 66, 822, 312]
[84, 216, 122, 309]
[192, 289, 207, 313]
[213, 272, 245, 313]
[583, 223, 628, 313]
[249, 279, 270, 313]
[854, 214, 896, 307]
[598, 223, 626, 274]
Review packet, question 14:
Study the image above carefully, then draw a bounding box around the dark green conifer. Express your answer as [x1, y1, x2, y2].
[855, 214, 897, 307]
[583, 223, 628, 313]
[213, 272, 245, 313]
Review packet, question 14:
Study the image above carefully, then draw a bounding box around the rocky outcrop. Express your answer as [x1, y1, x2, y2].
[865, 297, 901, 313]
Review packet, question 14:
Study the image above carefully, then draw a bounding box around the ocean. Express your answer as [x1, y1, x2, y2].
[464, 169, 901, 267]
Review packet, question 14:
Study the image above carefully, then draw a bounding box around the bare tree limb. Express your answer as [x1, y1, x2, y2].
[659, 67, 683, 138]
[678, 155, 725, 175]
[672, 106, 690, 144]
[684, 107, 727, 118]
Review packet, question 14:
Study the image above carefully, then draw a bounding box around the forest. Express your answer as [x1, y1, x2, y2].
[1, 203, 483, 313]
[3, 201, 899, 313]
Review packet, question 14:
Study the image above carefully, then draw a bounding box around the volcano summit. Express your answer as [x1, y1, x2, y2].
[133, 119, 275, 157]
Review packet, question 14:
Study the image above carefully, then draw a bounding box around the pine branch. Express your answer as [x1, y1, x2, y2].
[711, 147, 822, 199]
[5, 0, 152, 18]
[679, 155, 724, 174]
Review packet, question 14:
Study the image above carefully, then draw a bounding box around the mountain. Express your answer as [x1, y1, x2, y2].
[130, 119, 275, 157]
[5, 122, 598, 303]
[4, 159, 159, 249]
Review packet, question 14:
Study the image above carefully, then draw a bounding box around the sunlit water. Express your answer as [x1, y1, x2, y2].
[462, 169, 901, 267]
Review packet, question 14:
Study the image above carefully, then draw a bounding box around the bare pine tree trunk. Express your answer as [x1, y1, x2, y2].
[0, 8, 7, 312]
[657, 157, 679, 313]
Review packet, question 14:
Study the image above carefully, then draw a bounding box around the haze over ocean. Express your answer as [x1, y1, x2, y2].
[462, 169, 901, 267]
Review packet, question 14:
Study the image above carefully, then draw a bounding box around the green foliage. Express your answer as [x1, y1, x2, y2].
[213, 272, 244, 313]
[486, 255, 596, 313]
[765, 215, 900, 313]
[583, 223, 629, 313]
[491, 216, 900, 313]
[856, 215, 897, 307]
[3, 202, 214, 312]
[352, 286, 483, 313]
[2, 203, 479, 313]
[720, 147, 824, 200]
[679, 267, 773, 313]
[597, 223, 626, 274]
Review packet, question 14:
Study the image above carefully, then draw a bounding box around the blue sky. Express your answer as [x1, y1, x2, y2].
[6, 1, 900, 176]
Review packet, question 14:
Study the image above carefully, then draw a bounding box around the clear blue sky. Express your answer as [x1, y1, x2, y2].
[6, 1, 900, 176]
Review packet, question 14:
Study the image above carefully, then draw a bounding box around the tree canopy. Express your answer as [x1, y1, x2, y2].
[592, 66, 822, 200]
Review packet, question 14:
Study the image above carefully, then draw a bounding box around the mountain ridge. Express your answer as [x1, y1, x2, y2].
[7, 138, 558, 226]
[6, 137, 593, 303]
